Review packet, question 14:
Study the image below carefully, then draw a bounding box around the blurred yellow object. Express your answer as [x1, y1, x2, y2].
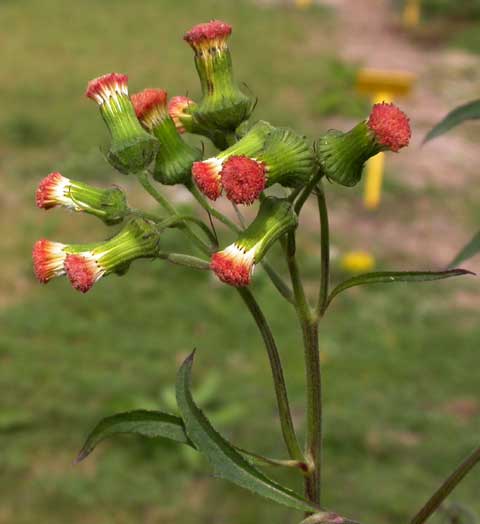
[295, 0, 313, 7]
[341, 251, 376, 274]
[356, 70, 415, 209]
[403, 0, 421, 28]
[357, 69, 415, 99]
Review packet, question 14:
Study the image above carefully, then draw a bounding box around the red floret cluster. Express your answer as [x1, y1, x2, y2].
[168, 96, 196, 133]
[85, 73, 128, 101]
[192, 160, 223, 200]
[210, 249, 252, 287]
[221, 156, 266, 205]
[131, 89, 168, 120]
[64, 254, 101, 293]
[368, 102, 411, 152]
[184, 20, 232, 47]
[35, 172, 65, 209]
[32, 239, 66, 283]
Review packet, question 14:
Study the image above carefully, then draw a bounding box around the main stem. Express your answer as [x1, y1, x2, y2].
[285, 233, 322, 508]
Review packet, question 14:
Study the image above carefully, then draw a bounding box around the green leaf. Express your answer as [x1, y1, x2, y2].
[424, 99, 480, 143]
[76, 409, 193, 463]
[326, 269, 474, 309]
[449, 231, 480, 268]
[176, 351, 319, 513]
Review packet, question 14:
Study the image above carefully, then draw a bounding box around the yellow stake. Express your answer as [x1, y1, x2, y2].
[356, 70, 415, 210]
[364, 92, 392, 210]
[295, 0, 313, 8]
[403, 0, 421, 29]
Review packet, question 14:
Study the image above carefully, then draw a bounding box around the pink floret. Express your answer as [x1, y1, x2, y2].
[210, 251, 252, 287]
[368, 102, 411, 152]
[85, 73, 128, 100]
[168, 96, 196, 133]
[36, 172, 65, 209]
[184, 20, 232, 46]
[32, 239, 66, 283]
[192, 161, 223, 201]
[131, 89, 167, 120]
[221, 156, 266, 205]
[64, 254, 100, 293]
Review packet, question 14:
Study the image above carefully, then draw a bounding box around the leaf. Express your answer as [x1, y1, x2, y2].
[326, 269, 474, 309]
[449, 231, 480, 268]
[76, 409, 193, 463]
[424, 99, 480, 143]
[176, 351, 319, 513]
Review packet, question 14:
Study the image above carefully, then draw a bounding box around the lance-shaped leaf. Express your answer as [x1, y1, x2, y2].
[176, 351, 319, 513]
[325, 269, 474, 310]
[449, 231, 480, 268]
[76, 409, 193, 463]
[424, 99, 480, 143]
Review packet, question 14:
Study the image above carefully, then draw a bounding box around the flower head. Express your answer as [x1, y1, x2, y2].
[210, 197, 298, 287]
[192, 158, 224, 200]
[85, 73, 128, 105]
[221, 156, 266, 205]
[183, 20, 253, 134]
[368, 102, 411, 152]
[32, 239, 68, 284]
[192, 120, 273, 200]
[210, 244, 255, 287]
[86, 73, 158, 174]
[36, 172, 72, 210]
[36, 172, 128, 224]
[132, 88, 202, 185]
[317, 102, 411, 187]
[184, 20, 232, 50]
[64, 252, 104, 293]
[131, 88, 168, 130]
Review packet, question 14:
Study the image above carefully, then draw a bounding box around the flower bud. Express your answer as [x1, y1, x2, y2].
[86, 73, 158, 174]
[36, 172, 128, 225]
[168, 96, 199, 135]
[131, 89, 201, 185]
[168, 95, 228, 149]
[192, 120, 273, 200]
[65, 218, 160, 292]
[184, 20, 254, 133]
[210, 197, 298, 287]
[317, 102, 411, 187]
[221, 128, 316, 205]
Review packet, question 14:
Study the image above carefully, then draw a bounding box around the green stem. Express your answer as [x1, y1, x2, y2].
[410, 446, 480, 524]
[139, 172, 211, 254]
[237, 287, 304, 463]
[285, 232, 322, 509]
[238, 447, 309, 472]
[294, 167, 324, 215]
[156, 252, 210, 271]
[188, 183, 241, 233]
[315, 183, 330, 318]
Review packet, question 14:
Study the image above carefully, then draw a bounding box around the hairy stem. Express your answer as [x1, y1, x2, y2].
[237, 287, 304, 462]
[410, 446, 480, 524]
[285, 232, 322, 509]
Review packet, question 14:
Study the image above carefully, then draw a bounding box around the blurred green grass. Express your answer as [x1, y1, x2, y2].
[0, 1, 479, 524]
